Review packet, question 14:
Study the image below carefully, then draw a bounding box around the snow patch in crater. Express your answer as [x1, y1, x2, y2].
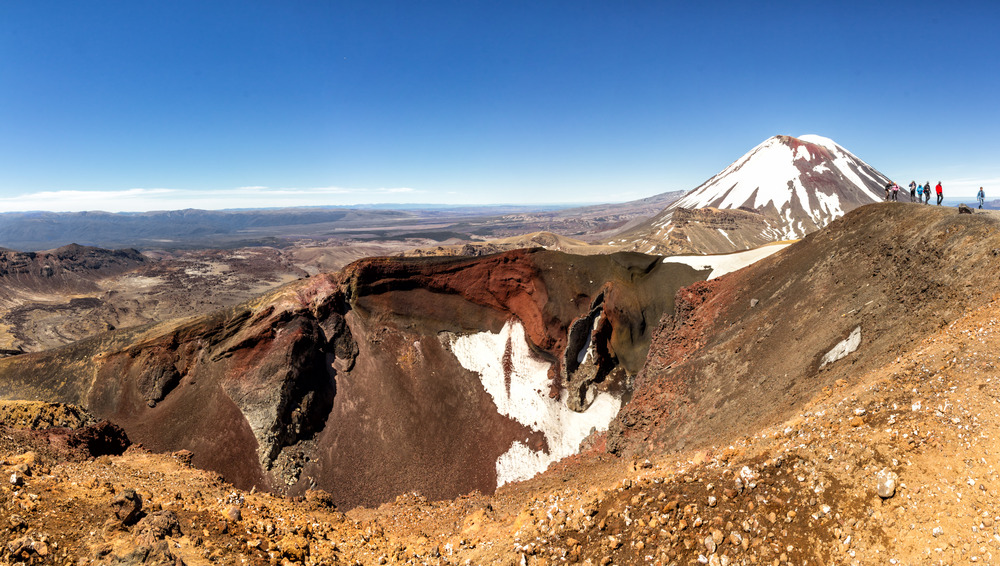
[450, 320, 622, 487]
[663, 242, 793, 280]
[820, 326, 862, 367]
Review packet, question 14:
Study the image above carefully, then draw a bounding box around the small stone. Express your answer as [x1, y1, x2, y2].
[849, 416, 864, 427]
[9, 472, 23, 486]
[223, 505, 241, 522]
[704, 535, 717, 554]
[876, 469, 898, 499]
[708, 495, 717, 507]
[305, 488, 336, 509]
[31, 540, 48, 556]
[111, 488, 143, 525]
[172, 449, 194, 467]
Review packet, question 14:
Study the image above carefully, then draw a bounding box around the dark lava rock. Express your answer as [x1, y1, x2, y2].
[64, 420, 131, 457]
[111, 488, 143, 525]
[136, 510, 182, 546]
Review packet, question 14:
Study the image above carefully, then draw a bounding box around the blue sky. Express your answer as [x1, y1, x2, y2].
[1, 1, 998, 211]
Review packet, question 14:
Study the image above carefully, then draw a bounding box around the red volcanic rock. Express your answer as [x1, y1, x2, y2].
[0, 249, 706, 507]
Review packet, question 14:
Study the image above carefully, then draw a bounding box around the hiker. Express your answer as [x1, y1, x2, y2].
[891, 183, 900, 201]
[909, 181, 917, 202]
[916, 183, 924, 203]
[884, 182, 892, 201]
[924, 181, 931, 204]
[978, 187, 986, 209]
[935, 181, 943, 205]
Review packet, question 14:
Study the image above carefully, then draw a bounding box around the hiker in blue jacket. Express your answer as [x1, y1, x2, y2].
[978, 187, 986, 209]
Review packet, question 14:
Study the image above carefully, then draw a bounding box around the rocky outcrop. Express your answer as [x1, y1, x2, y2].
[0, 244, 146, 283]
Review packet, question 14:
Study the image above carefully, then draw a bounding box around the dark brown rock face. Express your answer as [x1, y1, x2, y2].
[0, 244, 146, 286]
[0, 249, 706, 507]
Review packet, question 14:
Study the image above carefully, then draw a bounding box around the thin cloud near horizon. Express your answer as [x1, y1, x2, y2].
[0, 186, 422, 213]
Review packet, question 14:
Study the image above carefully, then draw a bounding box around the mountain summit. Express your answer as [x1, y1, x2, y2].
[619, 135, 888, 254]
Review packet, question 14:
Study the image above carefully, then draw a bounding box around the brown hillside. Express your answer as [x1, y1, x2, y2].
[611, 203, 1000, 457]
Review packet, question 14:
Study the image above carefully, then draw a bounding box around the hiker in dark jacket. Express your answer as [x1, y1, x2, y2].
[924, 182, 931, 204]
[909, 181, 917, 202]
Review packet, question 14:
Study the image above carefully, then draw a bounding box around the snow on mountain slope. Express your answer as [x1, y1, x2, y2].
[620, 135, 889, 255]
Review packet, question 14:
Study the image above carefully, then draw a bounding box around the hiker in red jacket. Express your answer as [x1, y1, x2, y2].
[935, 182, 943, 205]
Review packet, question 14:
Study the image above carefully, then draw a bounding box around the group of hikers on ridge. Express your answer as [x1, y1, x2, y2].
[884, 181, 987, 209]
[884, 181, 944, 205]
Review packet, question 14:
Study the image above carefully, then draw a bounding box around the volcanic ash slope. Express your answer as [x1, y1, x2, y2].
[610, 203, 1000, 457]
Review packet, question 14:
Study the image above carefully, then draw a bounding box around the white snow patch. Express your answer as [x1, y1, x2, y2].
[820, 326, 862, 368]
[794, 144, 812, 161]
[799, 135, 884, 202]
[662, 242, 793, 279]
[450, 321, 622, 487]
[671, 137, 804, 212]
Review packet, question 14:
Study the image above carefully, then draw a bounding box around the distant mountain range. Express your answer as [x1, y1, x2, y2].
[0, 192, 687, 251]
[0, 208, 428, 251]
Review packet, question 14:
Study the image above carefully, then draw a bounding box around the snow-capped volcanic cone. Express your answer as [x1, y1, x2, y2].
[619, 135, 889, 254]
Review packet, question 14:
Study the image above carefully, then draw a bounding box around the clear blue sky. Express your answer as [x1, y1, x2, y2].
[1, 1, 998, 211]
